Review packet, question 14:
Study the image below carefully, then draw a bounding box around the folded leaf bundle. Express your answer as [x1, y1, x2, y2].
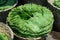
[7, 4, 54, 38]
[0, 0, 16, 11]
[53, 0, 60, 8]
[0, 33, 8, 40]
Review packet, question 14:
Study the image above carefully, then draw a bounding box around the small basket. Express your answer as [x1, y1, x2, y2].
[0, 0, 18, 12]
[47, 0, 60, 10]
[0, 0, 18, 23]
[47, 0, 60, 31]
[0, 22, 14, 40]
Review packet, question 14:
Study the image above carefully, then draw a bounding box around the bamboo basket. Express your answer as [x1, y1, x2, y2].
[47, 0, 60, 31]
[0, 0, 18, 23]
[0, 22, 14, 40]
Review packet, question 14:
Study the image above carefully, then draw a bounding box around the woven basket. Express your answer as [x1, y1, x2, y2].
[0, 22, 14, 40]
[0, 0, 18, 12]
[47, 0, 60, 31]
[0, 0, 18, 23]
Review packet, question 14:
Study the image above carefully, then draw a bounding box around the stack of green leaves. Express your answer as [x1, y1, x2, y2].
[8, 4, 54, 38]
[53, 0, 60, 8]
[0, 33, 8, 40]
[0, 0, 16, 11]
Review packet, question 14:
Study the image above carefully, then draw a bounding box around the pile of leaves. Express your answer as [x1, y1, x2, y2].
[0, 0, 16, 11]
[7, 4, 54, 38]
[53, 0, 60, 8]
[0, 33, 8, 40]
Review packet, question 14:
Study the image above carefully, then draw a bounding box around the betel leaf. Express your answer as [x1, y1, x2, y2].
[7, 4, 54, 38]
[53, 0, 60, 8]
[0, 0, 7, 5]
[0, 0, 16, 11]
[0, 33, 8, 40]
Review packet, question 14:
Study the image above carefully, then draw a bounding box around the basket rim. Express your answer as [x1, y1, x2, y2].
[47, 0, 60, 10]
[14, 33, 49, 39]
[0, 0, 18, 12]
[0, 22, 14, 40]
